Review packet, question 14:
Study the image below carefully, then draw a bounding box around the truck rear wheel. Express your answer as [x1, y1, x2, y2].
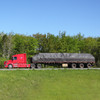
[8, 64, 13, 69]
[79, 63, 84, 68]
[72, 63, 77, 68]
[87, 63, 91, 68]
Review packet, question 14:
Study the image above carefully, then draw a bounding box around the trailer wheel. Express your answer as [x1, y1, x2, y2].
[8, 64, 13, 69]
[79, 63, 84, 68]
[37, 64, 42, 69]
[72, 63, 77, 68]
[87, 63, 91, 68]
[30, 64, 36, 69]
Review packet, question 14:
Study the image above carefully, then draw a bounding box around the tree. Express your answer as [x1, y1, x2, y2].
[1, 33, 14, 58]
[74, 33, 85, 53]
[13, 34, 38, 56]
[7, 33, 14, 58]
[96, 38, 100, 67]
[58, 32, 80, 53]
[33, 33, 47, 52]
[1, 34, 8, 58]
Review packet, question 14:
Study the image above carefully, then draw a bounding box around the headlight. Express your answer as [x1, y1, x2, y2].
[4, 64, 7, 67]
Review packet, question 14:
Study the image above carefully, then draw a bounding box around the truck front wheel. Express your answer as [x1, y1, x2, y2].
[8, 64, 13, 69]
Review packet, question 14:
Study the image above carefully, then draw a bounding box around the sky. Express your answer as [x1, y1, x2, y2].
[0, 0, 100, 37]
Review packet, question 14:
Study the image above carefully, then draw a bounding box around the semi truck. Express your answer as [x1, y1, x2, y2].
[4, 53, 95, 69]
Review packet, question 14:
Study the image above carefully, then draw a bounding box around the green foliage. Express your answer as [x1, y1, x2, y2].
[0, 57, 7, 68]
[13, 34, 38, 55]
[0, 70, 100, 100]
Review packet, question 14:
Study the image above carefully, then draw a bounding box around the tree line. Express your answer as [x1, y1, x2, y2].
[0, 32, 100, 67]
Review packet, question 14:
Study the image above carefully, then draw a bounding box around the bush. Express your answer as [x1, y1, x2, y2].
[0, 58, 7, 68]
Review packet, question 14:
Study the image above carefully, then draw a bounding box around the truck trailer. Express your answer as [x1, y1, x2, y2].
[4, 53, 95, 69]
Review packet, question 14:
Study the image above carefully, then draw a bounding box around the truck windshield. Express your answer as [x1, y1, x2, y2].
[12, 57, 17, 60]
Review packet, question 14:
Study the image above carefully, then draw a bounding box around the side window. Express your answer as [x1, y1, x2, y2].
[13, 57, 17, 60]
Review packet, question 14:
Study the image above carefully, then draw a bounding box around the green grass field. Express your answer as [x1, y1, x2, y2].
[0, 69, 100, 100]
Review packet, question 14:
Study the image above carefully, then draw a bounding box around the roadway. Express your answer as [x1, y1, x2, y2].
[0, 68, 100, 70]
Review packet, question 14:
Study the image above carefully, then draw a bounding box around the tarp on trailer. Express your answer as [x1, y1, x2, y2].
[32, 53, 95, 63]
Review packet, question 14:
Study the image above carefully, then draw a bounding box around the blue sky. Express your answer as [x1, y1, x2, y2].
[0, 0, 100, 37]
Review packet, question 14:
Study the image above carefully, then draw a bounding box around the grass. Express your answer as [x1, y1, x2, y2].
[0, 69, 100, 100]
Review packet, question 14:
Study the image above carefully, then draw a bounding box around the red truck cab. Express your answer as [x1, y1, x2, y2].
[4, 53, 30, 68]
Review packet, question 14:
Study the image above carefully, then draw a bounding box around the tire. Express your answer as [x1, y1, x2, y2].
[37, 64, 42, 69]
[8, 64, 13, 69]
[72, 63, 77, 68]
[30, 64, 36, 69]
[79, 63, 84, 68]
[87, 63, 91, 68]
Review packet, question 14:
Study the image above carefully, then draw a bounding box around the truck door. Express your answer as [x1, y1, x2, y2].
[12, 57, 18, 67]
